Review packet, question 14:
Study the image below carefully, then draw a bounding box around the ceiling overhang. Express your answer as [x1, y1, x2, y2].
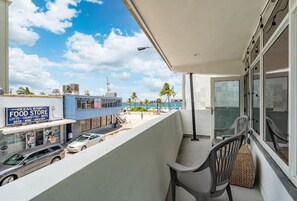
[123, 0, 267, 75]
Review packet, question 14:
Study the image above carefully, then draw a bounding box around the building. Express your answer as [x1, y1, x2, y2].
[2, 1, 297, 201]
[0, 95, 75, 162]
[63, 95, 122, 140]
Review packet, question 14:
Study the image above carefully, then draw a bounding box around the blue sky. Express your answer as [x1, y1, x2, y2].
[8, 0, 181, 101]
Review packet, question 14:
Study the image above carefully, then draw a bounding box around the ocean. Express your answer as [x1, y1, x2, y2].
[122, 101, 182, 110]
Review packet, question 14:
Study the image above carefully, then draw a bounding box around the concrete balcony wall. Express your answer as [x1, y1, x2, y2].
[250, 138, 293, 201]
[180, 109, 211, 136]
[0, 111, 183, 201]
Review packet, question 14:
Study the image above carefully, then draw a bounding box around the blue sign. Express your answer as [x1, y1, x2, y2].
[6, 106, 50, 125]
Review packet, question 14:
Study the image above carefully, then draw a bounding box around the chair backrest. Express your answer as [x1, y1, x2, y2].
[266, 117, 288, 152]
[209, 134, 245, 194]
[232, 115, 249, 137]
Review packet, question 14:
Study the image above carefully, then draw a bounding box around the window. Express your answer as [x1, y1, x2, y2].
[264, 27, 289, 164]
[263, 0, 288, 45]
[50, 145, 62, 151]
[77, 98, 95, 109]
[244, 73, 250, 116]
[251, 38, 260, 63]
[92, 117, 101, 129]
[107, 115, 112, 125]
[80, 119, 92, 132]
[101, 116, 107, 126]
[251, 62, 260, 134]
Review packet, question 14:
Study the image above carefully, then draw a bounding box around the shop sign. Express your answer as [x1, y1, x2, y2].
[6, 106, 50, 125]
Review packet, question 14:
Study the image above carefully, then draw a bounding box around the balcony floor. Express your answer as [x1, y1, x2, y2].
[167, 137, 264, 201]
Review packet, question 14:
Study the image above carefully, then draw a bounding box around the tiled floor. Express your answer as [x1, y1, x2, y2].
[167, 137, 264, 201]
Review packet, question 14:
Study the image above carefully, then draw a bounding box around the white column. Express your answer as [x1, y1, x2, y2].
[181, 73, 186, 110]
[0, 0, 10, 94]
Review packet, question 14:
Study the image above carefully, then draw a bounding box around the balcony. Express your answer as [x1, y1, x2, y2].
[0, 110, 284, 201]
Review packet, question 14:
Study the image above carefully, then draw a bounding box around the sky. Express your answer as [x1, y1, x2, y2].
[8, 0, 182, 102]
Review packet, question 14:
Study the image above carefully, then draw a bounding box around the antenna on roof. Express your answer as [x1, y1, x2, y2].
[107, 77, 111, 93]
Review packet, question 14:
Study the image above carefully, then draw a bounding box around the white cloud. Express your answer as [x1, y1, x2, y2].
[9, 0, 80, 46]
[63, 29, 182, 100]
[84, 0, 104, 4]
[141, 77, 164, 92]
[111, 72, 130, 80]
[63, 72, 94, 81]
[9, 48, 60, 93]
[63, 29, 166, 72]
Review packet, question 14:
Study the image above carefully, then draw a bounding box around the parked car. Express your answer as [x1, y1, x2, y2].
[67, 133, 105, 153]
[0, 143, 65, 186]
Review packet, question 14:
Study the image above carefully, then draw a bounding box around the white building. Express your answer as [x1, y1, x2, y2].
[0, 95, 74, 162]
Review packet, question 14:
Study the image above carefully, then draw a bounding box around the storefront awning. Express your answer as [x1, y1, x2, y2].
[0, 119, 76, 135]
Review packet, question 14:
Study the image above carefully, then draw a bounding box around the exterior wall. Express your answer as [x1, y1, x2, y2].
[63, 95, 122, 120]
[250, 138, 293, 201]
[0, 0, 9, 93]
[71, 121, 81, 139]
[180, 109, 211, 136]
[185, 74, 214, 110]
[0, 95, 63, 127]
[0, 111, 184, 201]
[75, 107, 121, 120]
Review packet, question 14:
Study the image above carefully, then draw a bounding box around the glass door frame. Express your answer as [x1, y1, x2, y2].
[210, 76, 244, 139]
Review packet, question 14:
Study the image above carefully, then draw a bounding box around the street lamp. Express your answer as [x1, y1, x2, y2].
[137, 46, 151, 51]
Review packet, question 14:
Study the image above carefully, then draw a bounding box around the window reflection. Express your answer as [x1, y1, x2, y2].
[252, 63, 260, 134]
[244, 73, 249, 116]
[264, 27, 289, 164]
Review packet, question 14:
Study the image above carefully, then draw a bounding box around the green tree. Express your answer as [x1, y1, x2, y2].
[144, 99, 150, 109]
[127, 98, 132, 109]
[156, 98, 162, 114]
[40, 91, 46, 95]
[16, 87, 34, 95]
[130, 92, 138, 107]
[159, 83, 176, 110]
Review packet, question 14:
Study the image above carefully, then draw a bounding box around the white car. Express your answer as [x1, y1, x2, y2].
[67, 133, 105, 153]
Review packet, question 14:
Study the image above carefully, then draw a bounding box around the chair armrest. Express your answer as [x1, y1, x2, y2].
[168, 159, 209, 173]
[222, 135, 233, 140]
[167, 162, 198, 173]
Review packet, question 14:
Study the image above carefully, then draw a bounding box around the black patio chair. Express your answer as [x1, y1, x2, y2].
[168, 134, 245, 201]
[212, 115, 248, 145]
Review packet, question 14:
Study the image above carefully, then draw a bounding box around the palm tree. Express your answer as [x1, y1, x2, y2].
[156, 98, 162, 114]
[131, 92, 138, 107]
[16, 87, 34, 95]
[159, 83, 176, 110]
[144, 99, 150, 109]
[127, 98, 132, 109]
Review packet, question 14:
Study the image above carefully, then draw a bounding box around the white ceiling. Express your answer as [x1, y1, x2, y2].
[124, 0, 267, 75]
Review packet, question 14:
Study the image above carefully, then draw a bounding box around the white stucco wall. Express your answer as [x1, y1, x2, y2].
[0, 111, 183, 201]
[0, 95, 63, 127]
[185, 74, 213, 110]
[0, 0, 9, 93]
[180, 109, 211, 136]
[250, 138, 293, 201]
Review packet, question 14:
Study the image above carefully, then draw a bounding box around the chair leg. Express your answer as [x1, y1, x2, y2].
[226, 184, 233, 201]
[171, 180, 176, 201]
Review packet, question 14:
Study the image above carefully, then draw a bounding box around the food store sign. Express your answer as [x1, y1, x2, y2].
[6, 106, 50, 125]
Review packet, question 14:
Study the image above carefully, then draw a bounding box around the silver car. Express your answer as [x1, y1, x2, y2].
[67, 133, 105, 153]
[0, 143, 65, 186]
